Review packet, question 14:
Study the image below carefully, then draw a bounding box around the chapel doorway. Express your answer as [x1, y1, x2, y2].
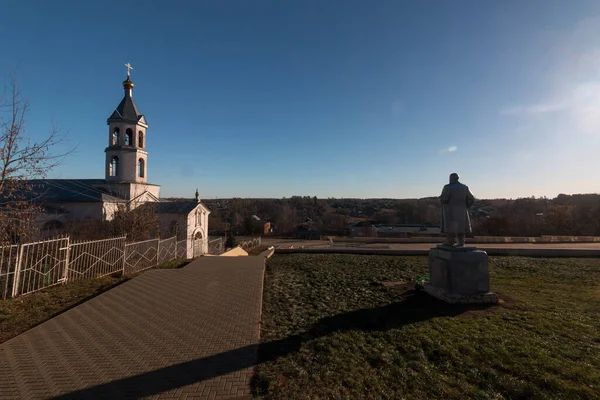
[193, 231, 203, 258]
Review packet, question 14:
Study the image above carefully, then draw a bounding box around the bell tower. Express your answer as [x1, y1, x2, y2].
[105, 64, 149, 183]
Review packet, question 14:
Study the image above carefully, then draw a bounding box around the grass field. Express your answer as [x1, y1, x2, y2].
[253, 254, 600, 399]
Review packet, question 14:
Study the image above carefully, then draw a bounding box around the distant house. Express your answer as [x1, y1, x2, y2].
[348, 220, 382, 237]
[295, 225, 321, 240]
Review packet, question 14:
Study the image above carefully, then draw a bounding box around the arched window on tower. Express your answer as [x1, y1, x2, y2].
[138, 158, 145, 178]
[125, 128, 133, 146]
[112, 128, 119, 145]
[110, 156, 119, 177]
[138, 131, 144, 148]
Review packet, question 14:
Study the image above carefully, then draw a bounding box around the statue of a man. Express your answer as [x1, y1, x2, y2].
[440, 173, 475, 247]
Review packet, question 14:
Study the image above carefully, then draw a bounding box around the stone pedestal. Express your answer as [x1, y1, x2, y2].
[424, 245, 498, 304]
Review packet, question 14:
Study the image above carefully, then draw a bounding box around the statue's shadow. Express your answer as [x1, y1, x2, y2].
[258, 289, 496, 363]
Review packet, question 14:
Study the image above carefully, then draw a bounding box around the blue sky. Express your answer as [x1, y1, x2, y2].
[1, 0, 600, 199]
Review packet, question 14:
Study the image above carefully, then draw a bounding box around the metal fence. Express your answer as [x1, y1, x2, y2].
[124, 238, 159, 275]
[158, 236, 177, 265]
[12, 237, 70, 297]
[239, 237, 262, 251]
[0, 245, 19, 299]
[176, 239, 187, 259]
[0, 235, 188, 300]
[68, 237, 126, 282]
[0, 234, 264, 300]
[208, 237, 224, 255]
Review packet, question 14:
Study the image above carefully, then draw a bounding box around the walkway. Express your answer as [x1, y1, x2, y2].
[0, 256, 266, 400]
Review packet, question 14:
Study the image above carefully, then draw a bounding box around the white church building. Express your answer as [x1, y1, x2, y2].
[25, 70, 209, 257]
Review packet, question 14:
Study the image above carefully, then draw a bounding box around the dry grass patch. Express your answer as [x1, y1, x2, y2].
[0, 275, 124, 344]
[0, 258, 191, 344]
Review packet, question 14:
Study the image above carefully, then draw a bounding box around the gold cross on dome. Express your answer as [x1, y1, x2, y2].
[125, 63, 133, 77]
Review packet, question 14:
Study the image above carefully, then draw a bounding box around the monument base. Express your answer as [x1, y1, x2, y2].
[424, 283, 499, 304]
[426, 246, 498, 305]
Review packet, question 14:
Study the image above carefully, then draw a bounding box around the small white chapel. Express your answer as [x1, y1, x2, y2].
[26, 66, 210, 257]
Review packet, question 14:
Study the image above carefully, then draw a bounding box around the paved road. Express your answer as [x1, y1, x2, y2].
[0, 256, 265, 400]
[261, 238, 600, 250]
[381, 242, 600, 250]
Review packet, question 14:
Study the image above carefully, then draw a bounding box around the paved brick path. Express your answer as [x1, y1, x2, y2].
[0, 256, 265, 399]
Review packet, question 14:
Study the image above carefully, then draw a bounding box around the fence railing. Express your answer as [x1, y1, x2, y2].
[208, 237, 224, 255]
[0, 245, 19, 300]
[158, 236, 177, 265]
[239, 237, 262, 251]
[13, 237, 70, 297]
[0, 235, 187, 300]
[68, 237, 126, 282]
[124, 238, 159, 275]
[176, 239, 187, 259]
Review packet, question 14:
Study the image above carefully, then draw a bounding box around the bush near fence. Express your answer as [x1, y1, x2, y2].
[0, 235, 192, 300]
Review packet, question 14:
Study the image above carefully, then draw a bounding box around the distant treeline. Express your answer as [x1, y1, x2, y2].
[164, 194, 600, 237]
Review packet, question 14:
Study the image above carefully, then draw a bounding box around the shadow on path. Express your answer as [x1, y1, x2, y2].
[53, 291, 491, 399]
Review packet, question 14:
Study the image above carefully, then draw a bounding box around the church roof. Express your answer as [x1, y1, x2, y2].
[108, 95, 144, 123]
[107, 77, 145, 124]
[20, 179, 126, 203]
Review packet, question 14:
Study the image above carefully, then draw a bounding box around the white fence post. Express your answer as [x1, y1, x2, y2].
[61, 236, 71, 284]
[122, 241, 127, 276]
[157, 236, 161, 265]
[154, 238, 159, 267]
[172, 236, 177, 262]
[11, 245, 24, 298]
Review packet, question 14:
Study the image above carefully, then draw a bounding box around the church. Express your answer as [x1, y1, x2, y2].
[24, 68, 210, 257]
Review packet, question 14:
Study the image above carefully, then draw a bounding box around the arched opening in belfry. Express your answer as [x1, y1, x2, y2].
[138, 158, 145, 178]
[138, 131, 144, 148]
[110, 156, 119, 176]
[125, 128, 133, 146]
[112, 128, 119, 145]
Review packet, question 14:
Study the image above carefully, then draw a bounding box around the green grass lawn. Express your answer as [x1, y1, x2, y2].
[253, 254, 600, 399]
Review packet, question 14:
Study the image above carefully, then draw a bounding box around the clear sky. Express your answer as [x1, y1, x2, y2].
[1, 0, 599, 199]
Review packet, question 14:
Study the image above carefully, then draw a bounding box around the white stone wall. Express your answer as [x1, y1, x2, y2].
[102, 202, 120, 221]
[105, 149, 148, 183]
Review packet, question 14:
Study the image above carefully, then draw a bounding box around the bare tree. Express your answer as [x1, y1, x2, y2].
[0, 73, 69, 243]
[275, 203, 296, 235]
[111, 202, 160, 242]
